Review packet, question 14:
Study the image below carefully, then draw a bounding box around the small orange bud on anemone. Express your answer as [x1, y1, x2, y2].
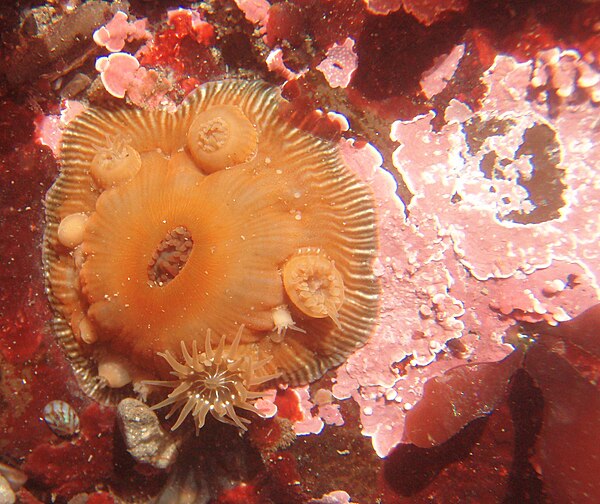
[43, 80, 379, 429]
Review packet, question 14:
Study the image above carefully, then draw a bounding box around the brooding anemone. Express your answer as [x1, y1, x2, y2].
[43, 80, 379, 430]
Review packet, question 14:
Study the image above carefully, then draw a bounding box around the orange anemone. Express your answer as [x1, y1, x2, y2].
[43, 80, 379, 411]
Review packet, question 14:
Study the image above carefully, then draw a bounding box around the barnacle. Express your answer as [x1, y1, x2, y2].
[146, 326, 278, 432]
[43, 79, 379, 408]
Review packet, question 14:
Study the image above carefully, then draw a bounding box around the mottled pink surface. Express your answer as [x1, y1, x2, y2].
[267, 48, 303, 81]
[309, 490, 351, 503]
[365, 0, 468, 24]
[532, 48, 600, 103]
[316, 38, 359, 89]
[95, 52, 140, 99]
[292, 386, 325, 436]
[34, 100, 85, 156]
[93, 11, 149, 53]
[4, 0, 600, 501]
[234, 0, 271, 27]
[420, 44, 465, 99]
[320, 53, 600, 458]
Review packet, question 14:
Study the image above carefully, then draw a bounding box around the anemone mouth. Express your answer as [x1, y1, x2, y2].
[194, 117, 229, 153]
[147, 226, 194, 287]
[43, 79, 380, 402]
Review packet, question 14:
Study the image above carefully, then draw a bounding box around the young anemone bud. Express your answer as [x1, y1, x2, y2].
[282, 249, 345, 329]
[186, 104, 258, 173]
[90, 139, 142, 189]
[57, 212, 89, 249]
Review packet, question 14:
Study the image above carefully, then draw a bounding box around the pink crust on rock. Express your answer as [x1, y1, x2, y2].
[250, 385, 344, 432]
[328, 51, 600, 458]
[316, 38, 359, 89]
[291, 386, 325, 435]
[393, 53, 600, 288]
[95, 53, 170, 109]
[420, 44, 465, 99]
[35, 100, 86, 156]
[234, 0, 271, 27]
[309, 490, 352, 503]
[93, 11, 150, 53]
[266, 48, 303, 81]
[95, 52, 140, 99]
[365, 0, 467, 24]
[532, 48, 600, 103]
[253, 388, 278, 418]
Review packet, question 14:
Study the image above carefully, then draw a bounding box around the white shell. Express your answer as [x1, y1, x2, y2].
[43, 400, 80, 437]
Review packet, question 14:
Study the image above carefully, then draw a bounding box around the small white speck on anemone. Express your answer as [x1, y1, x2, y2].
[145, 326, 278, 432]
[42, 79, 379, 403]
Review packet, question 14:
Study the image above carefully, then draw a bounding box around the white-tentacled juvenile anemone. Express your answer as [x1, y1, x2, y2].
[43, 79, 379, 430]
[145, 326, 278, 432]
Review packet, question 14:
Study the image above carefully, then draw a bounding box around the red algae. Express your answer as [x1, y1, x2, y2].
[24, 404, 115, 500]
[266, 2, 305, 47]
[523, 305, 600, 502]
[0, 140, 57, 365]
[274, 388, 304, 423]
[535, 304, 600, 376]
[402, 350, 522, 447]
[136, 8, 220, 93]
[382, 401, 515, 502]
[215, 482, 264, 504]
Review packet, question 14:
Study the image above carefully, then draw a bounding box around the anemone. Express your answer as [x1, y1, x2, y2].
[145, 326, 278, 432]
[43, 79, 379, 410]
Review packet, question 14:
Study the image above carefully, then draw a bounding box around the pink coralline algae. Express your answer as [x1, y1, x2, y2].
[309, 490, 352, 503]
[92, 11, 150, 53]
[327, 50, 600, 457]
[34, 100, 86, 156]
[365, 0, 468, 24]
[93, 8, 218, 108]
[316, 38, 359, 89]
[266, 48, 303, 81]
[95, 52, 169, 109]
[95, 52, 140, 99]
[287, 386, 325, 436]
[234, 0, 271, 28]
[531, 48, 600, 103]
[419, 44, 465, 99]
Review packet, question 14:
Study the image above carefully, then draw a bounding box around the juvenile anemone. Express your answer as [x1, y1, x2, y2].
[90, 134, 141, 189]
[43, 79, 379, 404]
[283, 249, 345, 329]
[146, 326, 278, 432]
[186, 104, 258, 173]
